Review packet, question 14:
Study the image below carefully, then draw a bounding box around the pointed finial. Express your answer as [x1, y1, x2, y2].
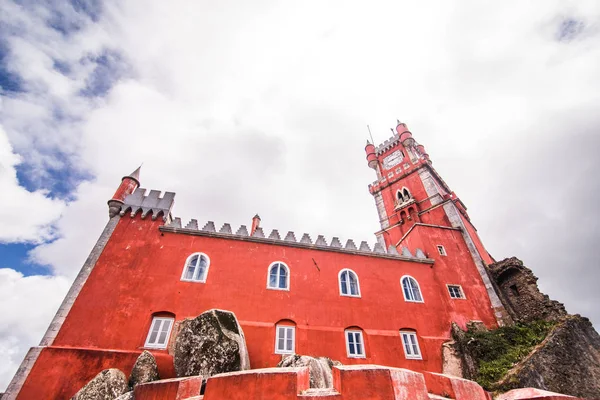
[366, 139, 371, 145]
[390, 128, 395, 134]
[253, 214, 261, 220]
[123, 165, 141, 185]
[397, 119, 401, 124]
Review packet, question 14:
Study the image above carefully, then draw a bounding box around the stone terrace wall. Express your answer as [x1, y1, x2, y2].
[132, 365, 582, 400]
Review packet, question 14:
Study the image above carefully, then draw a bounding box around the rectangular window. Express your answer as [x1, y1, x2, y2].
[437, 245, 447, 256]
[346, 330, 365, 358]
[275, 325, 295, 354]
[400, 331, 422, 359]
[145, 317, 174, 349]
[448, 285, 465, 299]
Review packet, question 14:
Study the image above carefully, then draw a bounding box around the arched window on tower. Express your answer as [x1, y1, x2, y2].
[339, 269, 361, 297]
[401, 275, 423, 302]
[396, 190, 404, 204]
[402, 187, 411, 201]
[267, 262, 290, 290]
[181, 253, 210, 282]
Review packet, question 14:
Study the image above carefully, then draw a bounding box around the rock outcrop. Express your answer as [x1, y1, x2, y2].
[277, 354, 341, 388]
[448, 256, 600, 398]
[174, 309, 250, 378]
[498, 315, 600, 398]
[487, 257, 567, 323]
[71, 368, 128, 400]
[129, 350, 159, 388]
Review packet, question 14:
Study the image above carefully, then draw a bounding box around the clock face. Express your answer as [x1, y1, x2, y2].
[383, 150, 403, 169]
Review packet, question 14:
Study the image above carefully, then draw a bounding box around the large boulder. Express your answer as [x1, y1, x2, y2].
[277, 354, 341, 388]
[71, 368, 128, 400]
[174, 309, 250, 378]
[129, 350, 159, 388]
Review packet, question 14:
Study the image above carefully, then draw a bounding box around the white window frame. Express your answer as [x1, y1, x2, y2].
[345, 329, 366, 358]
[180, 252, 210, 283]
[436, 245, 447, 256]
[401, 275, 424, 303]
[144, 317, 174, 349]
[400, 331, 422, 360]
[275, 324, 295, 354]
[447, 284, 466, 299]
[267, 262, 290, 291]
[338, 269, 361, 297]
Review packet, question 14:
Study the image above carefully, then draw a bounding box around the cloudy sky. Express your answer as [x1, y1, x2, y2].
[1, 0, 599, 391]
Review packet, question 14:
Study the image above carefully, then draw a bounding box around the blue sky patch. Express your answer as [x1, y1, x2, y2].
[0, 41, 23, 93]
[80, 50, 130, 97]
[0, 243, 52, 276]
[557, 18, 585, 42]
[15, 153, 94, 201]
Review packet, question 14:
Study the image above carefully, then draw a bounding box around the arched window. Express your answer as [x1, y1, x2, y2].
[401, 275, 423, 302]
[396, 190, 404, 203]
[181, 253, 210, 282]
[267, 262, 290, 290]
[339, 269, 361, 297]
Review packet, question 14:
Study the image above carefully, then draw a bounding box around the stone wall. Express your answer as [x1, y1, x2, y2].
[487, 257, 566, 323]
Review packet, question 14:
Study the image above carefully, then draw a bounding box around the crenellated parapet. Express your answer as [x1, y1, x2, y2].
[159, 217, 433, 264]
[120, 187, 176, 222]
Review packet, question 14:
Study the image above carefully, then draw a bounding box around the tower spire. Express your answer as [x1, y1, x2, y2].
[126, 165, 142, 186]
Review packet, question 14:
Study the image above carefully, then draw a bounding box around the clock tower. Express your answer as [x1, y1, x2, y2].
[365, 121, 507, 323]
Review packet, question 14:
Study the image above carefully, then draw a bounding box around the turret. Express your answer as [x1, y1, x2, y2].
[365, 141, 378, 170]
[396, 120, 414, 147]
[108, 166, 141, 218]
[416, 144, 430, 163]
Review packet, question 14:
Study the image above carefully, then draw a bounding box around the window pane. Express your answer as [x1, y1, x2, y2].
[158, 320, 172, 344]
[278, 337, 285, 350]
[350, 277, 358, 295]
[185, 265, 195, 280]
[347, 331, 354, 345]
[341, 272, 348, 294]
[402, 334, 411, 354]
[269, 269, 278, 287]
[355, 334, 363, 355]
[148, 319, 161, 344]
[279, 270, 287, 288]
[413, 287, 422, 302]
[286, 338, 293, 351]
[349, 342, 356, 355]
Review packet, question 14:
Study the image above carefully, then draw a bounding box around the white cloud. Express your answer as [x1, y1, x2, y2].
[2, 0, 600, 391]
[0, 269, 69, 390]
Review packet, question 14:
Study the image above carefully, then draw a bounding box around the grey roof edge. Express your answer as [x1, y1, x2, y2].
[158, 224, 434, 264]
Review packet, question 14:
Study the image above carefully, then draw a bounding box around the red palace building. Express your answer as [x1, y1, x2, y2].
[5, 122, 510, 399]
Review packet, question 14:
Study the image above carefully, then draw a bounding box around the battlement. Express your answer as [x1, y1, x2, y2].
[375, 133, 401, 155]
[159, 217, 434, 264]
[132, 365, 580, 400]
[120, 187, 176, 222]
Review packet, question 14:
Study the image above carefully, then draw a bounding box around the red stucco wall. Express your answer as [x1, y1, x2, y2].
[19, 209, 499, 399]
